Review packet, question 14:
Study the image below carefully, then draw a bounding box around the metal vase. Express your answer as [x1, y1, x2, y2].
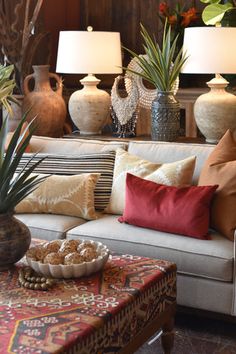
[151, 91, 180, 141]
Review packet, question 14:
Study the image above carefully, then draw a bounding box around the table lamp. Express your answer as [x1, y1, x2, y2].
[182, 27, 236, 143]
[56, 28, 122, 135]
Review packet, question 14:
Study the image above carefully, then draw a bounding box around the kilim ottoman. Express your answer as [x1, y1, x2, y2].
[0, 250, 177, 354]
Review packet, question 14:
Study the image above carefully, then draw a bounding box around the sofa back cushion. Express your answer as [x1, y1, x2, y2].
[29, 135, 128, 154]
[128, 141, 215, 184]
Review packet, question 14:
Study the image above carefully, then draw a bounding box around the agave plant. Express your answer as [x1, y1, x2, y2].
[124, 22, 188, 92]
[0, 113, 47, 214]
[0, 64, 46, 214]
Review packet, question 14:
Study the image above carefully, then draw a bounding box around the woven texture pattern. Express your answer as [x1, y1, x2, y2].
[0, 242, 176, 354]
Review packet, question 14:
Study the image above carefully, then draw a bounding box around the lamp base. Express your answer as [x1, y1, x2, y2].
[194, 75, 236, 143]
[68, 74, 110, 135]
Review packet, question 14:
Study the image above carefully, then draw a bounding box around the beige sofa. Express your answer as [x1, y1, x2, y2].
[16, 135, 236, 318]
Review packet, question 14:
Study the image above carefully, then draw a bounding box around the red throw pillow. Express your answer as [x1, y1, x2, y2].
[118, 173, 218, 239]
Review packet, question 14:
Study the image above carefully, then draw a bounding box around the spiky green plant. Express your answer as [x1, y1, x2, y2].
[0, 113, 47, 214]
[0, 64, 46, 214]
[124, 22, 188, 92]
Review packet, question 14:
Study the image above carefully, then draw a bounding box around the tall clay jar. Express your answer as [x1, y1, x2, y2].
[22, 65, 67, 137]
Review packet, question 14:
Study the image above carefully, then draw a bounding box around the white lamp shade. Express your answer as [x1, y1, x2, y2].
[182, 27, 236, 74]
[56, 30, 122, 74]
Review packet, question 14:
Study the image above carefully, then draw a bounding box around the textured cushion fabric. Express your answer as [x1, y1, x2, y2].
[67, 214, 234, 282]
[17, 152, 116, 211]
[29, 135, 128, 154]
[198, 130, 236, 241]
[16, 213, 87, 241]
[15, 173, 100, 220]
[119, 173, 218, 239]
[106, 148, 196, 215]
[128, 141, 215, 184]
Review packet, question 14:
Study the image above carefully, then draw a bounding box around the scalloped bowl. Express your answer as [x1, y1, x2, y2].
[26, 240, 109, 279]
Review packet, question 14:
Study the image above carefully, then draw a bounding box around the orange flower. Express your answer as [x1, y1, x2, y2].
[168, 15, 177, 26]
[181, 7, 198, 27]
[159, 2, 168, 16]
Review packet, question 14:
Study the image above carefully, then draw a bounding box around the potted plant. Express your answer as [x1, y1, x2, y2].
[124, 22, 187, 141]
[0, 64, 46, 270]
[200, 0, 236, 26]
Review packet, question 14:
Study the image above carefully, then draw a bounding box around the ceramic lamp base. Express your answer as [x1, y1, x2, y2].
[194, 75, 236, 144]
[68, 74, 110, 135]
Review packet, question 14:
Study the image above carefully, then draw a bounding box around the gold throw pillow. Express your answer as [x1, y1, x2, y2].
[15, 173, 100, 220]
[106, 148, 196, 215]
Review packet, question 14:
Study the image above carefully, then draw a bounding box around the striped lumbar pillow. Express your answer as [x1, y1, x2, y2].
[17, 151, 116, 211]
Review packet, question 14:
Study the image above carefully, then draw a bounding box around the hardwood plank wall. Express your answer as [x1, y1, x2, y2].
[42, 0, 204, 90]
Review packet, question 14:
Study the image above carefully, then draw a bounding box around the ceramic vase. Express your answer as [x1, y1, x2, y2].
[22, 65, 67, 137]
[151, 91, 180, 141]
[0, 212, 31, 271]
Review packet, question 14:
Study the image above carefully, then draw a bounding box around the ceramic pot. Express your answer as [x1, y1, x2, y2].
[151, 91, 180, 141]
[0, 212, 31, 271]
[22, 65, 67, 137]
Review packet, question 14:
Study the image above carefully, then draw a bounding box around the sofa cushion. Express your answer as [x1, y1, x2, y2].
[29, 135, 128, 154]
[15, 173, 100, 220]
[106, 148, 196, 215]
[198, 130, 236, 241]
[67, 214, 234, 282]
[16, 214, 87, 241]
[128, 141, 215, 184]
[17, 151, 116, 211]
[119, 173, 218, 239]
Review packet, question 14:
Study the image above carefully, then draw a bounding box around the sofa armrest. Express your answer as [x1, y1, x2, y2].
[232, 230, 236, 315]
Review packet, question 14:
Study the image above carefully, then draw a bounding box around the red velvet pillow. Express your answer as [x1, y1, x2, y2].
[118, 173, 218, 239]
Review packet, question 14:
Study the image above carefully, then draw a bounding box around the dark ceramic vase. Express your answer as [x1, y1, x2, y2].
[0, 212, 31, 271]
[151, 91, 180, 141]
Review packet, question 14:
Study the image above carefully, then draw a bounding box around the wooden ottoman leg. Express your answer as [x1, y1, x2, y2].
[161, 317, 175, 354]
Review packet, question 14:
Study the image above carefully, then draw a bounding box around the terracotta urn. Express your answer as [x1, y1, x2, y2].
[22, 65, 67, 137]
[0, 212, 31, 271]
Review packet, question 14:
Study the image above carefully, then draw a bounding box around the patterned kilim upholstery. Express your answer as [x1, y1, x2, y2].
[0, 241, 176, 354]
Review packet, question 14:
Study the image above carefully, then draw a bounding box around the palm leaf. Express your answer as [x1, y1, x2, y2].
[123, 20, 187, 92]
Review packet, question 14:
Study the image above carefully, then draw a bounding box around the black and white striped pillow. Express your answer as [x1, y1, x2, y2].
[17, 151, 116, 211]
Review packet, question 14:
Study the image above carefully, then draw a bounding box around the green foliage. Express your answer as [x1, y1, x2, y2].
[0, 112, 47, 214]
[200, 0, 235, 25]
[123, 22, 188, 92]
[0, 64, 16, 116]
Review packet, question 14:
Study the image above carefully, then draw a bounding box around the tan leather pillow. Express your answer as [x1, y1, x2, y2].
[106, 148, 196, 215]
[198, 130, 236, 241]
[15, 173, 100, 220]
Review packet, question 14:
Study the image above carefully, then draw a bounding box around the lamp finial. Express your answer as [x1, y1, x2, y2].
[87, 26, 93, 32]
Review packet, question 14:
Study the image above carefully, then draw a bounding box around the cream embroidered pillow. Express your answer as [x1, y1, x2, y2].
[15, 173, 100, 220]
[106, 148, 196, 215]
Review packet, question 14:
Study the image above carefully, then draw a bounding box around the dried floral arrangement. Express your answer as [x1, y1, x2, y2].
[0, 0, 50, 94]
